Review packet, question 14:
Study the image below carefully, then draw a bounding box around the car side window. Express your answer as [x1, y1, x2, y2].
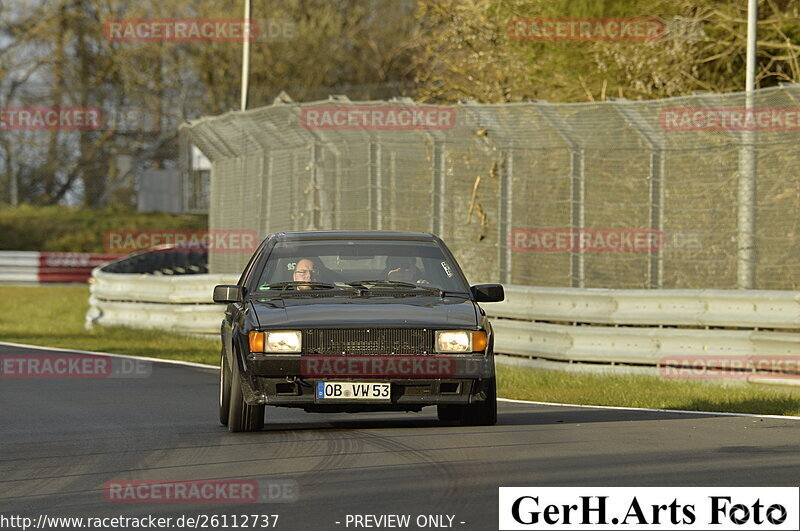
[238, 240, 268, 289]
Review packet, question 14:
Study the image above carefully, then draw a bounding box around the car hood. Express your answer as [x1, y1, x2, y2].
[249, 295, 478, 329]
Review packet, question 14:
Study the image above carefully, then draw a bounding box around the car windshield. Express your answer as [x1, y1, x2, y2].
[254, 239, 469, 295]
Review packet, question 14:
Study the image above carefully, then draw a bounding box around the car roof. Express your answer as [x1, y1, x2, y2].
[273, 231, 438, 242]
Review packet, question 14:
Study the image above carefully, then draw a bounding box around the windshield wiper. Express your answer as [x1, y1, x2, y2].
[257, 281, 337, 291]
[347, 280, 416, 288]
[346, 280, 443, 296]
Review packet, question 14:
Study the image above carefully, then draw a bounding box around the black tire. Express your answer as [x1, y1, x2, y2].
[459, 378, 497, 426]
[437, 405, 460, 422]
[219, 350, 231, 426]
[227, 355, 265, 433]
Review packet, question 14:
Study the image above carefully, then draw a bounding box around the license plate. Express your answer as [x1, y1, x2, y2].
[316, 382, 391, 401]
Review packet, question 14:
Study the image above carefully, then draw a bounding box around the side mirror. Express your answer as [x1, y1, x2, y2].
[213, 285, 243, 303]
[470, 284, 504, 303]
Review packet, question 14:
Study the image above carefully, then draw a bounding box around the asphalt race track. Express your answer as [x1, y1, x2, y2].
[1, 343, 799, 530]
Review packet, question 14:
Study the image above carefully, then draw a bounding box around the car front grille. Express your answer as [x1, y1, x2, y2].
[303, 328, 434, 355]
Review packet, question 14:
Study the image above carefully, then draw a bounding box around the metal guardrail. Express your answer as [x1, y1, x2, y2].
[0, 252, 40, 282]
[87, 296, 231, 335]
[91, 270, 236, 304]
[87, 270, 236, 335]
[86, 246, 225, 335]
[85, 276, 800, 378]
[0, 251, 123, 283]
[492, 320, 800, 365]
[490, 287, 800, 375]
[489, 286, 800, 329]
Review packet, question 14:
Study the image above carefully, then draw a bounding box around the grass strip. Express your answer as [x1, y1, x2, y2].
[496, 364, 800, 416]
[0, 286, 219, 365]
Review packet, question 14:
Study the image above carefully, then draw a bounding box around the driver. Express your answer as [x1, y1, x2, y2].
[293, 258, 318, 286]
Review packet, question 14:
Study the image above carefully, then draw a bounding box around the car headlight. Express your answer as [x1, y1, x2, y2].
[249, 330, 302, 353]
[435, 330, 487, 353]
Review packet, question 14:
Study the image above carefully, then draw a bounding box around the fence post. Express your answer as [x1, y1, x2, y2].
[388, 151, 397, 231]
[534, 102, 585, 287]
[610, 99, 666, 289]
[261, 152, 273, 234]
[369, 141, 382, 230]
[311, 142, 324, 230]
[333, 149, 342, 230]
[432, 139, 445, 236]
[570, 148, 586, 288]
[738, 104, 757, 289]
[499, 149, 513, 284]
[649, 151, 665, 288]
[291, 151, 300, 230]
[179, 133, 189, 213]
[696, 93, 749, 288]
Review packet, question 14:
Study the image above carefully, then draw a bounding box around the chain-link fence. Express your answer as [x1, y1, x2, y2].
[181, 84, 800, 290]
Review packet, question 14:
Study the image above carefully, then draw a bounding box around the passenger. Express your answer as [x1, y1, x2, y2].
[385, 256, 428, 284]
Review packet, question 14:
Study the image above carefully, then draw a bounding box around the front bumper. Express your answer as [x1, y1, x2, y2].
[239, 353, 494, 410]
[243, 377, 494, 413]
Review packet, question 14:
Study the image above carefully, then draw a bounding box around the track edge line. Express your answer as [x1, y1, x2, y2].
[0, 340, 218, 370]
[498, 398, 800, 420]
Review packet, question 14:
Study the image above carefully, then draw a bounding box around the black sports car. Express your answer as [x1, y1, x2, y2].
[214, 231, 504, 432]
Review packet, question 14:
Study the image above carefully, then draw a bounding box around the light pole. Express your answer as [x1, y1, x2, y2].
[737, 0, 757, 288]
[240, 0, 252, 111]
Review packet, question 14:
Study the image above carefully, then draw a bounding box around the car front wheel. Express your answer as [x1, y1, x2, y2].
[219, 350, 231, 426]
[459, 378, 497, 426]
[227, 355, 265, 432]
